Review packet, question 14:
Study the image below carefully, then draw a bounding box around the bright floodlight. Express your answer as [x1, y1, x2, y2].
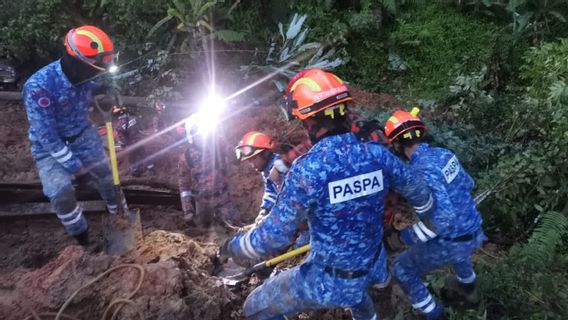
[109, 65, 119, 73]
[197, 94, 226, 135]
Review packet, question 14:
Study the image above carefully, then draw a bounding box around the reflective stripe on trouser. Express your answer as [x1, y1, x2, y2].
[393, 233, 485, 315]
[57, 205, 88, 236]
[34, 126, 117, 234]
[243, 262, 379, 320]
[36, 156, 88, 236]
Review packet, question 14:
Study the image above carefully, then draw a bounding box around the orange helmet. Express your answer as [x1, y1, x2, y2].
[65, 26, 117, 71]
[286, 69, 352, 121]
[235, 131, 275, 161]
[384, 107, 427, 142]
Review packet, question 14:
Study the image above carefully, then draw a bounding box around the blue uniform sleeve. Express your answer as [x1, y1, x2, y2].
[260, 180, 278, 211]
[379, 148, 434, 216]
[23, 84, 82, 173]
[230, 164, 310, 260]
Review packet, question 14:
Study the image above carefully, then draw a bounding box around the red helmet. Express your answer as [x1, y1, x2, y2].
[384, 107, 427, 142]
[285, 69, 352, 121]
[235, 131, 275, 161]
[65, 26, 117, 71]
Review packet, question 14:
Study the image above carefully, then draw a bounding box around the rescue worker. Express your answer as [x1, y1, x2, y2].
[178, 115, 240, 227]
[220, 69, 435, 320]
[22, 26, 120, 246]
[235, 131, 287, 223]
[384, 108, 486, 319]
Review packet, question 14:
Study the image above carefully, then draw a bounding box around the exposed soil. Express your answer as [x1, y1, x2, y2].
[0, 87, 498, 320]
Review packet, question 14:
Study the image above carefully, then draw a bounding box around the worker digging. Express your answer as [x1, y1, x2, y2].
[22, 26, 123, 246]
[0, 19, 497, 320]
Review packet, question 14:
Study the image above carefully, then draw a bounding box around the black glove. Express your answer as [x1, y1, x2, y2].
[217, 233, 258, 267]
[217, 238, 234, 264]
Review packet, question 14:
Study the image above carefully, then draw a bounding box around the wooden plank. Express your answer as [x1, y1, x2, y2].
[0, 201, 106, 217]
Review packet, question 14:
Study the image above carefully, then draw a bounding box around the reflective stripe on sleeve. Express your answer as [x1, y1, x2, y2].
[414, 193, 433, 214]
[55, 150, 74, 163]
[51, 146, 69, 158]
[417, 221, 437, 238]
[412, 223, 429, 242]
[263, 193, 277, 203]
[239, 231, 260, 259]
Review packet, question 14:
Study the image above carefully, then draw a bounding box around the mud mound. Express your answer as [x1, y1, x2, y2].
[0, 231, 238, 320]
[350, 86, 399, 110]
[0, 103, 37, 182]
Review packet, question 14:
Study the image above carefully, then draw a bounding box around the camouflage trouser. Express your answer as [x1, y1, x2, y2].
[242, 248, 390, 320]
[243, 261, 380, 320]
[33, 126, 117, 236]
[393, 230, 486, 315]
[194, 192, 240, 227]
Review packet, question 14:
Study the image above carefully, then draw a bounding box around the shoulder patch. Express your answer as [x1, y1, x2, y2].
[328, 170, 384, 204]
[38, 97, 51, 107]
[442, 155, 460, 184]
[29, 89, 52, 108]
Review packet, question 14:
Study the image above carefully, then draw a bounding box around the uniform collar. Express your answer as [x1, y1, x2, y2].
[55, 59, 76, 89]
[311, 132, 358, 152]
[409, 143, 430, 163]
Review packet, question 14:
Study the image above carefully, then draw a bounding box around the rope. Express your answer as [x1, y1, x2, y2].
[23, 264, 145, 320]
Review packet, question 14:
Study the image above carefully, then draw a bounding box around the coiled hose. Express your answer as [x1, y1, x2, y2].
[24, 264, 145, 320]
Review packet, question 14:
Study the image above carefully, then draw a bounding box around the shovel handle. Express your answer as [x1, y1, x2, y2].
[105, 121, 120, 186]
[265, 244, 310, 267]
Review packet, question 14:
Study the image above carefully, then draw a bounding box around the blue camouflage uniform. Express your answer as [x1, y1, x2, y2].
[23, 60, 117, 236]
[259, 153, 281, 211]
[261, 153, 309, 247]
[229, 133, 434, 320]
[393, 143, 487, 319]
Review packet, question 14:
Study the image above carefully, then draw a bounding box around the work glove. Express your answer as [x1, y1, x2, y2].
[217, 233, 258, 268]
[217, 237, 233, 264]
[254, 208, 270, 225]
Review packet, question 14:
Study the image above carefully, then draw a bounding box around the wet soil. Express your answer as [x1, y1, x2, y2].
[0, 88, 498, 319]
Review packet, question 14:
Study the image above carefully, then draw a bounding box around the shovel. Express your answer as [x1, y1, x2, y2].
[219, 244, 310, 286]
[95, 91, 143, 255]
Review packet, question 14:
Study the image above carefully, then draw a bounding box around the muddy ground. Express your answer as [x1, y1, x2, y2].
[0, 90, 496, 320]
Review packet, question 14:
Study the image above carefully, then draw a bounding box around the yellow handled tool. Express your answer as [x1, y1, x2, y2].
[95, 91, 143, 255]
[94, 91, 127, 215]
[221, 244, 310, 286]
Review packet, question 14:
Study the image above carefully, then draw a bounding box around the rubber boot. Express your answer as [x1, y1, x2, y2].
[74, 228, 90, 246]
[440, 277, 480, 307]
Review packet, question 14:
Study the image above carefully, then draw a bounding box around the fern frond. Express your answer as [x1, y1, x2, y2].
[520, 211, 568, 263]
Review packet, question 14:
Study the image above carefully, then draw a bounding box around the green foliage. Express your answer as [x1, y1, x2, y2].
[0, 0, 72, 65]
[391, 3, 497, 98]
[448, 0, 568, 44]
[241, 13, 344, 91]
[520, 38, 568, 97]
[478, 227, 568, 319]
[149, 0, 245, 53]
